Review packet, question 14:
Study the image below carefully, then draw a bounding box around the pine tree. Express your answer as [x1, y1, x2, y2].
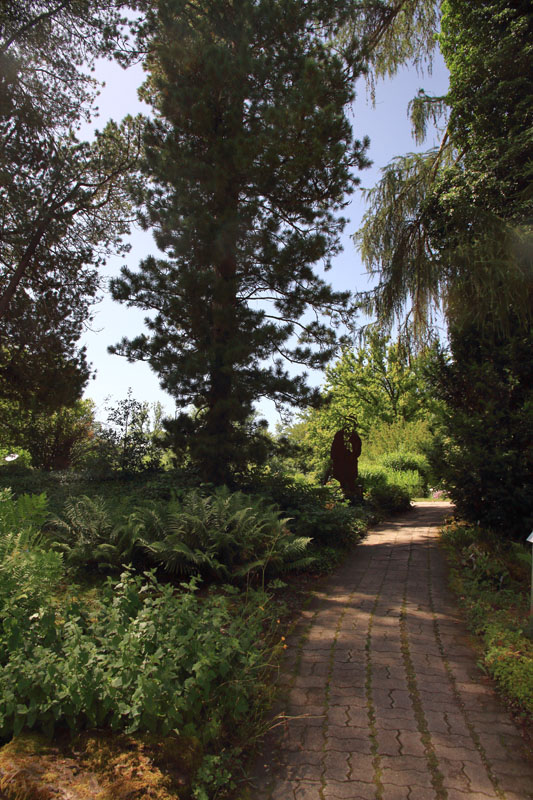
[111, 0, 370, 483]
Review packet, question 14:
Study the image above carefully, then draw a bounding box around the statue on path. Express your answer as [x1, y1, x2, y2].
[329, 427, 362, 502]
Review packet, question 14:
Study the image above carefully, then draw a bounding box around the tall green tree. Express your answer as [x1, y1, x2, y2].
[356, 0, 533, 339]
[426, 320, 533, 539]
[0, 2, 141, 407]
[297, 330, 433, 471]
[111, 0, 371, 483]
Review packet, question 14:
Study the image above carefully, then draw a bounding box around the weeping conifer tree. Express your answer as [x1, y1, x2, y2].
[111, 0, 369, 483]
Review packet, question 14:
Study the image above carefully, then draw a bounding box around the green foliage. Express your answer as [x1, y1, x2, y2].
[379, 450, 429, 478]
[0, 490, 64, 634]
[0, 569, 278, 765]
[128, 487, 314, 584]
[359, 467, 412, 513]
[1, 3, 140, 405]
[441, 521, 533, 715]
[111, 0, 370, 484]
[45, 495, 137, 573]
[283, 332, 435, 477]
[361, 417, 435, 464]
[44, 486, 315, 585]
[0, 447, 32, 470]
[426, 322, 533, 538]
[0, 398, 96, 471]
[356, 0, 533, 340]
[75, 393, 168, 477]
[239, 471, 367, 549]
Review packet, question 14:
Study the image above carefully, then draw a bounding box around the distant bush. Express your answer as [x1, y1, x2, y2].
[380, 450, 430, 482]
[360, 464, 417, 508]
[364, 482, 411, 513]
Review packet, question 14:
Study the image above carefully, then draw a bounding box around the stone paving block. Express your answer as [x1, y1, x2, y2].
[285, 761, 324, 781]
[279, 750, 324, 767]
[379, 755, 428, 773]
[347, 752, 375, 783]
[407, 787, 438, 800]
[437, 757, 470, 791]
[441, 712, 472, 737]
[327, 735, 373, 756]
[293, 780, 323, 799]
[346, 707, 370, 728]
[432, 743, 484, 765]
[388, 689, 411, 710]
[323, 750, 351, 781]
[375, 713, 418, 732]
[302, 727, 325, 751]
[379, 766, 434, 789]
[376, 729, 402, 757]
[268, 780, 298, 800]
[329, 687, 367, 706]
[380, 784, 410, 800]
[323, 780, 377, 799]
[430, 732, 477, 752]
[460, 761, 498, 796]
[423, 710, 453, 735]
[445, 789, 496, 800]
[327, 706, 350, 726]
[496, 772, 533, 797]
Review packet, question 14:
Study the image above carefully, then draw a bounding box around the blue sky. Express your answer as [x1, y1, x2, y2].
[80, 50, 449, 427]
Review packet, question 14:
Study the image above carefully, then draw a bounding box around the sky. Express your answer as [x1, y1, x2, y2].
[80, 47, 449, 428]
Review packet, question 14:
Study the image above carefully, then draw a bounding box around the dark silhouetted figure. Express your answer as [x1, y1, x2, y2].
[329, 428, 362, 502]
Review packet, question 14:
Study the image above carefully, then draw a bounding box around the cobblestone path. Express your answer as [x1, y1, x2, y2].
[249, 502, 533, 800]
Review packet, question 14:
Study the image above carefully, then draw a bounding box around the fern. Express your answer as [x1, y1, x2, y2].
[120, 487, 312, 584]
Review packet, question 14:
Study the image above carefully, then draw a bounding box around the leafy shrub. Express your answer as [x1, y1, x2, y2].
[0, 491, 64, 656]
[379, 451, 430, 493]
[45, 495, 140, 572]
[364, 482, 411, 513]
[239, 471, 366, 548]
[128, 487, 314, 584]
[0, 571, 276, 746]
[441, 521, 533, 715]
[45, 487, 314, 584]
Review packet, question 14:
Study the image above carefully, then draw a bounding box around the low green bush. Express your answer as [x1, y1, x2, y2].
[45, 487, 314, 584]
[364, 482, 411, 513]
[379, 451, 430, 494]
[360, 463, 425, 499]
[0, 490, 64, 622]
[440, 521, 533, 715]
[239, 471, 368, 549]
[379, 451, 429, 475]
[0, 565, 279, 797]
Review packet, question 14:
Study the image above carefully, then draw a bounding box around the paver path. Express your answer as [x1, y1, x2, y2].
[250, 502, 533, 800]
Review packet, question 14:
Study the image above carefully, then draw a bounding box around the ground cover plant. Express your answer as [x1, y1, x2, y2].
[0, 489, 290, 799]
[440, 520, 533, 718]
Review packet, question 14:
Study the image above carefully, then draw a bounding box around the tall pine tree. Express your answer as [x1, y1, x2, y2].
[111, 0, 369, 483]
